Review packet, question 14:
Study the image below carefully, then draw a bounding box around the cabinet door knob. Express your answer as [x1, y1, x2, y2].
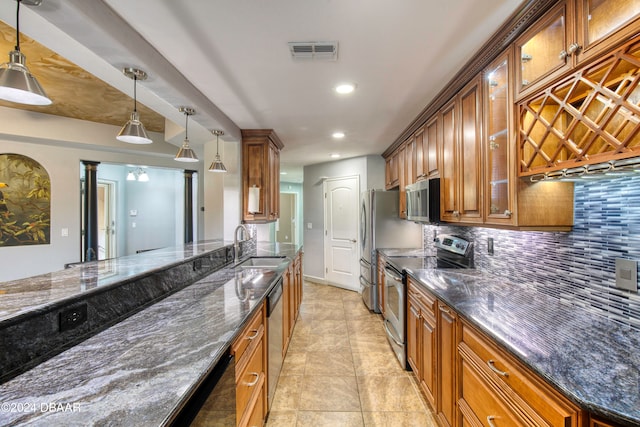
[559, 49, 569, 60]
[453, 210, 460, 217]
[487, 416, 497, 427]
[568, 42, 582, 55]
[504, 209, 512, 217]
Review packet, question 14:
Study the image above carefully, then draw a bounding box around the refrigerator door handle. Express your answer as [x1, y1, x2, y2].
[360, 258, 370, 268]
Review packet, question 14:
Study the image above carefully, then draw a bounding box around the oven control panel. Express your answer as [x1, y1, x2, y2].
[434, 234, 471, 256]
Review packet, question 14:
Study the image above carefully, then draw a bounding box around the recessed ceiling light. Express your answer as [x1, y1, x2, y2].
[330, 153, 341, 158]
[280, 171, 288, 175]
[332, 131, 345, 139]
[335, 83, 356, 94]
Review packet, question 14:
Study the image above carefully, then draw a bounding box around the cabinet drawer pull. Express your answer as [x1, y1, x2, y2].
[244, 372, 260, 387]
[246, 329, 260, 340]
[438, 305, 451, 314]
[568, 42, 581, 55]
[487, 415, 497, 427]
[487, 359, 509, 377]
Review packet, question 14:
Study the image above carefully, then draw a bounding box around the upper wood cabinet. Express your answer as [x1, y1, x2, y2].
[241, 129, 284, 223]
[516, 0, 640, 98]
[518, 35, 640, 176]
[440, 75, 483, 224]
[384, 147, 401, 189]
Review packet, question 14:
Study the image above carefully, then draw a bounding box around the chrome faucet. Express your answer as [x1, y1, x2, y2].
[234, 224, 250, 264]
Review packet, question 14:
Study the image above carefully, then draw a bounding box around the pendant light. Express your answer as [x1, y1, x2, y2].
[209, 130, 227, 172]
[117, 67, 152, 144]
[0, 0, 51, 106]
[174, 107, 198, 162]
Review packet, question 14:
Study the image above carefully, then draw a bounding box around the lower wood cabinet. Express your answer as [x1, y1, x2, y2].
[437, 301, 458, 427]
[458, 319, 583, 427]
[232, 302, 267, 427]
[282, 251, 303, 358]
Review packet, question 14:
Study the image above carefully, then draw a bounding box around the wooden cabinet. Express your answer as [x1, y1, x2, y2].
[516, 0, 640, 98]
[241, 129, 284, 223]
[406, 278, 437, 409]
[424, 117, 440, 178]
[484, 49, 575, 229]
[406, 279, 460, 427]
[458, 319, 583, 427]
[232, 302, 267, 427]
[590, 417, 624, 427]
[519, 35, 640, 177]
[385, 147, 401, 189]
[440, 75, 483, 224]
[282, 251, 303, 357]
[437, 302, 458, 427]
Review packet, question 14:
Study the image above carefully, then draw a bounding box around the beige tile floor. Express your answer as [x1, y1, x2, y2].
[266, 281, 439, 427]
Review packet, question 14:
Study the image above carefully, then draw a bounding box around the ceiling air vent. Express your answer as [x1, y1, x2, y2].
[288, 41, 338, 61]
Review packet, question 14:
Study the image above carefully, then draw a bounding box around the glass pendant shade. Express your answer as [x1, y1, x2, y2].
[126, 171, 136, 181]
[117, 111, 152, 144]
[208, 129, 227, 172]
[137, 170, 149, 182]
[174, 106, 199, 162]
[0, 0, 51, 106]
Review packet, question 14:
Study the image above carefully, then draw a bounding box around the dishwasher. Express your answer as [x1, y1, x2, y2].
[266, 277, 284, 410]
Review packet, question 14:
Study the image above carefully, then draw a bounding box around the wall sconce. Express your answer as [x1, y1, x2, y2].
[0, 0, 52, 105]
[127, 168, 149, 182]
[174, 107, 198, 162]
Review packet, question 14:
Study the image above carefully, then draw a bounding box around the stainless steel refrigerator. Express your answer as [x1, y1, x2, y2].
[359, 189, 422, 312]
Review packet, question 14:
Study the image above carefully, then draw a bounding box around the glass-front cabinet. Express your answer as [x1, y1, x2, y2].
[516, 0, 640, 99]
[484, 50, 514, 224]
[516, 1, 573, 98]
[577, 0, 640, 63]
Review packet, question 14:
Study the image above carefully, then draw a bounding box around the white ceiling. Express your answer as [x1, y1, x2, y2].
[2, 0, 523, 182]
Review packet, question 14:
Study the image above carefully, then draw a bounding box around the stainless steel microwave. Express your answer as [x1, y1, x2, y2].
[405, 178, 440, 223]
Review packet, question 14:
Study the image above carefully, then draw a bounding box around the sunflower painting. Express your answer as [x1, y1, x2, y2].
[0, 154, 51, 246]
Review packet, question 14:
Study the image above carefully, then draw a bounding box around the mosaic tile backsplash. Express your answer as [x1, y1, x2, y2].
[423, 175, 640, 329]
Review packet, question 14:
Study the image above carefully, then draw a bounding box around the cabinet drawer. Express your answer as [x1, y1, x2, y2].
[244, 381, 265, 427]
[407, 279, 437, 318]
[236, 338, 265, 423]
[460, 357, 525, 427]
[233, 305, 265, 363]
[461, 322, 579, 426]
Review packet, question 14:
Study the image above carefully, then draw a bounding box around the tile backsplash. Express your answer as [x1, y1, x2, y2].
[423, 175, 640, 329]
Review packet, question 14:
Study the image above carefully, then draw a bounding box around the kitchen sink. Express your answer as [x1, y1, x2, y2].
[236, 256, 289, 269]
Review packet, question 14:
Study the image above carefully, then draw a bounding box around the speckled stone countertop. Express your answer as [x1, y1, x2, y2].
[383, 253, 640, 427]
[0, 242, 302, 426]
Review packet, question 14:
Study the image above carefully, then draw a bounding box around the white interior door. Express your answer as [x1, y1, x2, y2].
[324, 176, 360, 291]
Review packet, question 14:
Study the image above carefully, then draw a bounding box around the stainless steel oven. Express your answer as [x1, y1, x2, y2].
[383, 263, 405, 367]
[383, 235, 473, 369]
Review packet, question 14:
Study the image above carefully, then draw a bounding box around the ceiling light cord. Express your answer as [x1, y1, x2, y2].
[133, 74, 138, 113]
[15, 0, 21, 52]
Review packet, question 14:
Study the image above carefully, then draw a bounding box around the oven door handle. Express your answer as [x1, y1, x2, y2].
[383, 319, 404, 347]
[384, 267, 402, 282]
[360, 258, 371, 269]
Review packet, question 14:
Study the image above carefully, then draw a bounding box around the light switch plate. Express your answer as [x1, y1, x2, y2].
[615, 258, 638, 292]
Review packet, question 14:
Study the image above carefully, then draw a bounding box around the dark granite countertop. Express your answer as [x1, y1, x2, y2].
[0, 242, 302, 426]
[382, 253, 640, 426]
[0, 240, 233, 322]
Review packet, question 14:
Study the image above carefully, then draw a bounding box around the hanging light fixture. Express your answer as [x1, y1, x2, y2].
[209, 129, 227, 172]
[174, 107, 199, 162]
[117, 67, 152, 144]
[0, 0, 52, 106]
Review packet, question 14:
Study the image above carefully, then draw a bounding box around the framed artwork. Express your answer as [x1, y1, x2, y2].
[0, 154, 50, 246]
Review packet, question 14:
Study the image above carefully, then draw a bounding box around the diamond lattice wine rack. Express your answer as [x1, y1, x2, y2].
[518, 37, 640, 176]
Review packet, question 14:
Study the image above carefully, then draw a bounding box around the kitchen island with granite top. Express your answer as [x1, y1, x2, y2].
[0, 240, 302, 426]
[380, 250, 640, 427]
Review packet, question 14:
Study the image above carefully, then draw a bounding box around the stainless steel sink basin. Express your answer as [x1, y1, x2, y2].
[236, 256, 288, 269]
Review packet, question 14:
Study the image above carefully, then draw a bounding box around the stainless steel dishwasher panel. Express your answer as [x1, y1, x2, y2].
[267, 277, 284, 410]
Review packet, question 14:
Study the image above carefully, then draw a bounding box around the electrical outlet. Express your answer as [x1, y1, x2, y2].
[59, 304, 88, 332]
[615, 259, 638, 292]
[488, 238, 494, 255]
